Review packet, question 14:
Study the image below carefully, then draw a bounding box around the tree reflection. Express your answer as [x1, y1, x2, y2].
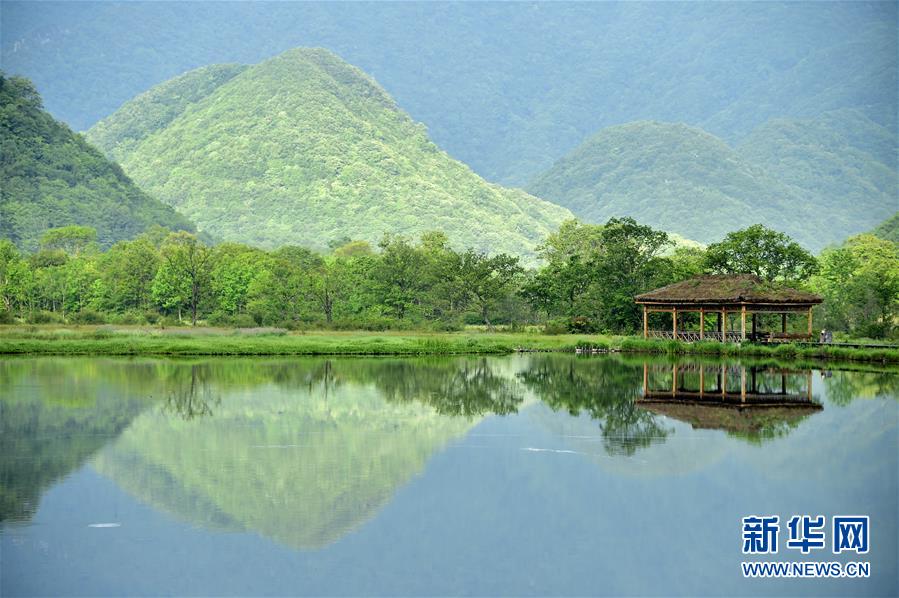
[358, 358, 523, 417]
[160, 365, 221, 420]
[518, 355, 671, 455]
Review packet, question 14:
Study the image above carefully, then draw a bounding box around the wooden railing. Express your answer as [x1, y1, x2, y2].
[647, 330, 743, 342]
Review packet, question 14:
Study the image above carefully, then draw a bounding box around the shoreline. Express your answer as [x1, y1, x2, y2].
[1, 327, 897, 364]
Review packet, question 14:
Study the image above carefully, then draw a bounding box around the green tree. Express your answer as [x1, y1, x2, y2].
[812, 234, 899, 338]
[458, 250, 523, 328]
[372, 234, 428, 320]
[0, 240, 32, 316]
[589, 217, 672, 332]
[95, 236, 160, 312]
[39, 225, 98, 256]
[209, 243, 268, 317]
[704, 224, 817, 282]
[153, 232, 211, 325]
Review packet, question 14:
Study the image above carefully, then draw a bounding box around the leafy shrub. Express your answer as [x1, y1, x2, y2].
[29, 310, 64, 324]
[208, 312, 258, 328]
[69, 309, 106, 325]
[569, 316, 596, 333]
[543, 319, 569, 335]
[107, 310, 147, 325]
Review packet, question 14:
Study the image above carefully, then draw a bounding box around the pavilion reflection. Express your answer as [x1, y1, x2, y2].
[637, 362, 822, 441]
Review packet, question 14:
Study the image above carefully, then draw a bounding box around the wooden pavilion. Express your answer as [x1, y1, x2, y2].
[634, 274, 822, 342]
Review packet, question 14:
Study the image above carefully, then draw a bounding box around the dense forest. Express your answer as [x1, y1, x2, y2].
[2, 217, 896, 339]
[528, 115, 896, 251]
[3, 2, 894, 185]
[0, 74, 195, 251]
[85, 49, 571, 257]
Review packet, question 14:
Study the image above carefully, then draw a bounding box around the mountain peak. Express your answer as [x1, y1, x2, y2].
[85, 53, 572, 258]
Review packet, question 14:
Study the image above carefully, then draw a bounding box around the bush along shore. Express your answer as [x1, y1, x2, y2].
[0, 327, 897, 364]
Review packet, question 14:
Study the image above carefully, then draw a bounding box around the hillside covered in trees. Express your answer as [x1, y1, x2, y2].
[0, 74, 194, 251]
[85, 49, 572, 258]
[528, 114, 896, 251]
[3, 2, 894, 186]
[871, 212, 899, 243]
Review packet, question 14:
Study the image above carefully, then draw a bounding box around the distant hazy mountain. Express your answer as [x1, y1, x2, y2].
[0, 74, 194, 251]
[527, 115, 897, 251]
[3, 2, 894, 185]
[85, 49, 572, 257]
[738, 110, 897, 241]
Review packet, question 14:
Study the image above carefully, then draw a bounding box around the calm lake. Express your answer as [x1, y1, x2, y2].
[1, 354, 896, 596]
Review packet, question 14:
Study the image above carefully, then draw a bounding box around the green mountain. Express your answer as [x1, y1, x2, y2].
[85, 48, 572, 257]
[3, 3, 893, 186]
[0, 74, 194, 251]
[528, 117, 896, 251]
[737, 110, 897, 239]
[527, 121, 809, 247]
[870, 212, 899, 243]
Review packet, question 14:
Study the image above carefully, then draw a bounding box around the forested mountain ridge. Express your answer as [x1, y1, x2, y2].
[86, 63, 248, 164]
[870, 212, 899, 243]
[738, 110, 897, 241]
[527, 122, 807, 247]
[85, 48, 572, 258]
[528, 114, 897, 251]
[0, 74, 194, 251]
[3, 2, 894, 185]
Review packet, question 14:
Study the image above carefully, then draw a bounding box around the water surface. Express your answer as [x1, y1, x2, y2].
[1, 355, 896, 596]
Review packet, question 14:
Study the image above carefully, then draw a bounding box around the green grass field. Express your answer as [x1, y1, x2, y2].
[1, 325, 897, 363]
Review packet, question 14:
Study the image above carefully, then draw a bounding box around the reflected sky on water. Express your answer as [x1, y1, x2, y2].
[1, 354, 896, 596]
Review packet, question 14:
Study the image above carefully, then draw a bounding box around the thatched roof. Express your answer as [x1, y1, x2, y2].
[635, 274, 822, 305]
[638, 401, 822, 438]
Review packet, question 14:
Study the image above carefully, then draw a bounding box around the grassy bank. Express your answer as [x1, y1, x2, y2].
[1, 326, 897, 363]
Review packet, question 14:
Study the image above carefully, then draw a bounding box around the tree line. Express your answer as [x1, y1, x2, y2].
[1, 218, 896, 338]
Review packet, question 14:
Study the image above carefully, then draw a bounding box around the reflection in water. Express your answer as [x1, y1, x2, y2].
[2, 354, 890, 552]
[518, 355, 670, 455]
[638, 363, 822, 443]
[161, 364, 221, 420]
[0, 359, 158, 523]
[3, 354, 896, 597]
[92, 359, 489, 549]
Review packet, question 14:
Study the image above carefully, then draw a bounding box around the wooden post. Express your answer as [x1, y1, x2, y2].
[740, 366, 746, 403]
[671, 364, 677, 396]
[721, 308, 727, 339]
[807, 307, 813, 338]
[699, 366, 705, 398]
[781, 313, 787, 334]
[740, 305, 746, 341]
[699, 308, 705, 340]
[672, 307, 678, 339]
[721, 364, 726, 397]
[643, 362, 648, 396]
[807, 371, 812, 402]
[643, 305, 648, 339]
